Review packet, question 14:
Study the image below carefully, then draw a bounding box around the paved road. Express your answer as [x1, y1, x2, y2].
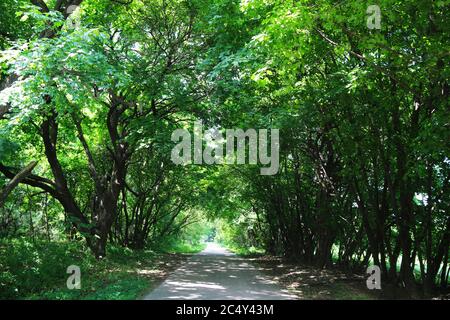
[143, 243, 296, 300]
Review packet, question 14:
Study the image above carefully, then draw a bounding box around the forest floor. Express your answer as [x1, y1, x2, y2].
[248, 256, 378, 300]
[249, 256, 450, 300]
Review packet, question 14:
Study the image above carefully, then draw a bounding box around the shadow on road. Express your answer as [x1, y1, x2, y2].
[143, 243, 296, 300]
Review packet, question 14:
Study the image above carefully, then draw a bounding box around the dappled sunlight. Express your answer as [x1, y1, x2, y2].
[136, 269, 165, 276]
[166, 280, 226, 290]
[144, 243, 297, 300]
[249, 256, 375, 300]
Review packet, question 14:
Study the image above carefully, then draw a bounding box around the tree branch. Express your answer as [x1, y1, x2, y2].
[0, 161, 38, 207]
[30, 0, 50, 12]
[71, 112, 102, 191]
[0, 162, 62, 204]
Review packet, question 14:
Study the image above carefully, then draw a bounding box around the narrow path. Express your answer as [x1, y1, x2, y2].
[143, 243, 296, 300]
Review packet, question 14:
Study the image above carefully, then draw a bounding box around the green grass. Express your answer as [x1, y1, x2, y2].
[0, 238, 204, 300]
[224, 244, 265, 256]
[155, 241, 206, 254]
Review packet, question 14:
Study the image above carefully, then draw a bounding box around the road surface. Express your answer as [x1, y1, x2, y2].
[143, 243, 296, 300]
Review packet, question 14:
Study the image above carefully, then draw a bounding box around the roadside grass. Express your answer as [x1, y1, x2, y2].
[155, 241, 206, 254]
[223, 244, 265, 257]
[0, 238, 202, 300]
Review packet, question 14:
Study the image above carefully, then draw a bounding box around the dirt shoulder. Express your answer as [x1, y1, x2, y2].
[248, 255, 379, 300]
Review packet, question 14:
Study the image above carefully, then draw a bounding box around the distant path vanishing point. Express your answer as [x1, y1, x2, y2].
[143, 243, 296, 300]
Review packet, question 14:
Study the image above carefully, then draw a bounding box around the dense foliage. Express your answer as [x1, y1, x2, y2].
[0, 0, 448, 299]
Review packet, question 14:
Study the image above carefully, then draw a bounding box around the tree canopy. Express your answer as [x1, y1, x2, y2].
[0, 0, 448, 299]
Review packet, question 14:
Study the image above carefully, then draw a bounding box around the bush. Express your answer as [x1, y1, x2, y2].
[0, 238, 94, 299]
